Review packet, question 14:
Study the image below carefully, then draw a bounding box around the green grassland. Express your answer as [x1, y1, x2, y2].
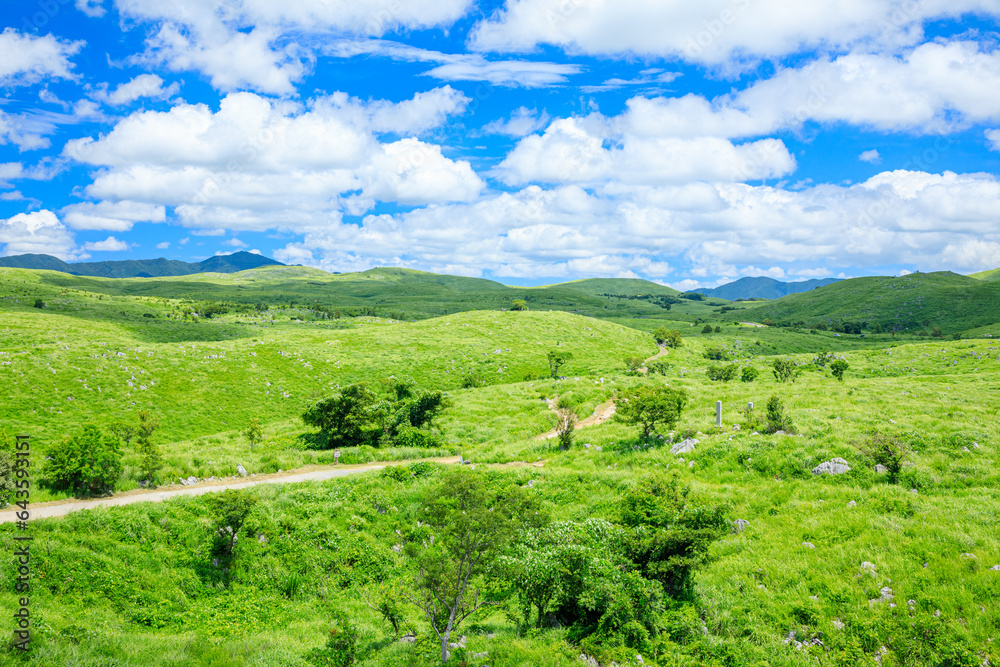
[2, 266, 1000, 666]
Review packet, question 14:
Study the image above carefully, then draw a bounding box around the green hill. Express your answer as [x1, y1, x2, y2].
[969, 266, 1000, 282]
[727, 271, 1000, 333]
[0, 250, 281, 278]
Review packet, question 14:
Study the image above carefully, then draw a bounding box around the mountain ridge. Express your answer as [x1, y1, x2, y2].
[694, 276, 841, 300]
[0, 251, 282, 278]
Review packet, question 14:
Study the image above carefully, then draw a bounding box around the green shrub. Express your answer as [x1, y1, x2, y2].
[765, 395, 795, 434]
[707, 363, 739, 382]
[771, 358, 801, 383]
[307, 612, 359, 667]
[43, 424, 123, 496]
[830, 359, 849, 381]
[614, 386, 688, 438]
[740, 367, 759, 383]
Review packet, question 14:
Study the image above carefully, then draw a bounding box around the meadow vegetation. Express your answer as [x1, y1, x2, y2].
[2, 265, 999, 666]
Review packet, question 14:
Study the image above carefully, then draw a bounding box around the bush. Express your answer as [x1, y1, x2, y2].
[43, 425, 123, 496]
[307, 612, 359, 667]
[740, 367, 759, 383]
[701, 325, 713, 334]
[33, 299, 45, 308]
[0, 450, 13, 508]
[703, 347, 728, 361]
[623, 356, 645, 376]
[771, 358, 801, 383]
[614, 386, 688, 438]
[556, 407, 577, 450]
[868, 432, 908, 484]
[765, 395, 795, 434]
[654, 327, 682, 348]
[647, 360, 671, 375]
[707, 363, 739, 382]
[830, 359, 849, 381]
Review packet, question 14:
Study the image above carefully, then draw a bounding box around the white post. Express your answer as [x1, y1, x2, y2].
[716, 401, 722, 428]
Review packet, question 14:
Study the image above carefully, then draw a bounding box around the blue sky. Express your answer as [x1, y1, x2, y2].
[1, 0, 999, 288]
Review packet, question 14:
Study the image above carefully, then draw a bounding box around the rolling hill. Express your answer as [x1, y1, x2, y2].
[694, 276, 841, 300]
[727, 271, 1000, 333]
[0, 250, 281, 278]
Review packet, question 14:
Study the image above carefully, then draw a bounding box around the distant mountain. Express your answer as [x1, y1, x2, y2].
[694, 276, 841, 300]
[969, 267, 1000, 282]
[0, 251, 282, 278]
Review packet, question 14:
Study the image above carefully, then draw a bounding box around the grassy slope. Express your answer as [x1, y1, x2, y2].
[727, 272, 1000, 334]
[3, 267, 1000, 666]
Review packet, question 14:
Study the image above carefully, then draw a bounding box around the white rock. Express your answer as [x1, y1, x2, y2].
[812, 458, 851, 475]
[671, 438, 699, 455]
[802, 542, 816, 549]
[238, 463, 248, 477]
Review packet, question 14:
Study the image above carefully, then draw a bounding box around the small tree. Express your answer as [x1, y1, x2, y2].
[243, 417, 264, 452]
[654, 327, 682, 348]
[714, 325, 722, 333]
[614, 385, 688, 439]
[555, 407, 577, 450]
[701, 324, 713, 334]
[771, 358, 800, 383]
[623, 355, 645, 375]
[765, 395, 795, 434]
[707, 363, 739, 382]
[44, 425, 123, 496]
[830, 359, 849, 381]
[136, 410, 162, 483]
[547, 350, 573, 379]
[511, 299, 527, 311]
[868, 432, 907, 484]
[740, 367, 759, 383]
[108, 419, 137, 450]
[407, 470, 536, 663]
[303, 383, 378, 448]
[207, 489, 259, 562]
[307, 611, 358, 667]
[361, 584, 409, 640]
[33, 299, 45, 309]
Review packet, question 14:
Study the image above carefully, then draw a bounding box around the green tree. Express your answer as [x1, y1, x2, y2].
[243, 417, 264, 451]
[740, 367, 759, 383]
[701, 324, 713, 334]
[547, 350, 573, 378]
[707, 363, 739, 382]
[764, 395, 795, 434]
[830, 359, 849, 381]
[207, 489, 259, 562]
[362, 583, 409, 640]
[0, 431, 14, 508]
[654, 327, 682, 348]
[623, 355, 644, 375]
[136, 410, 162, 483]
[44, 425, 123, 496]
[868, 432, 907, 484]
[614, 385, 688, 439]
[771, 358, 801, 383]
[33, 299, 45, 309]
[407, 470, 538, 663]
[108, 418, 137, 450]
[511, 299, 527, 311]
[307, 611, 358, 667]
[303, 383, 379, 448]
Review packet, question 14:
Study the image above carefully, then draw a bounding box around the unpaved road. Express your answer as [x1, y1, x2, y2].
[535, 345, 665, 440]
[0, 456, 462, 524]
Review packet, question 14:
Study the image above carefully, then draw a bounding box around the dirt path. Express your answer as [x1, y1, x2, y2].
[535, 345, 665, 440]
[0, 456, 462, 524]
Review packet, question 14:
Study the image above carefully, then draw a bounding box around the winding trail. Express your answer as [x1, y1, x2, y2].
[0, 456, 462, 524]
[535, 345, 667, 440]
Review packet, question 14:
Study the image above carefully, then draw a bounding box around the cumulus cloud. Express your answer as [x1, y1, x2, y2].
[469, 0, 1000, 66]
[328, 39, 581, 88]
[481, 107, 550, 137]
[222, 238, 247, 247]
[82, 236, 130, 252]
[156, 241, 170, 249]
[0, 210, 79, 259]
[61, 200, 166, 231]
[63, 91, 482, 233]
[76, 0, 106, 17]
[0, 163, 23, 188]
[92, 74, 180, 106]
[859, 150, 881, 164]
[116, 0, 474, 93]
[0, 29, 83, 86]
[496, 116, 796, 186]
[987, 129, 1000, 151]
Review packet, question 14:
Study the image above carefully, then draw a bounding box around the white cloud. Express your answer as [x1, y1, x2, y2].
[93, 74, 180, 106]
[987, 129, 1000, 151]
[580, 69, 681, 93]
[481, 107, 550, 137]
[116, 0, 474, 93]
[497, 116, 795, 186]
[0, 163, 23, 188]
[76, 0, 106, 17]
[328, 39, 581, 88]
[0, 210, 79, 259]
[62, 201, 166, 231]
[82, 236, 130, 252]
[179, 237, 189, 244]
[0, 110, 53, 151]
[64, 91, 482, 232]
[859, 150, 881, 164]
[0, 29, 83, 86]
[469, 0, 1000, 66]
[223, 238, 248, 247]
[156, 241, 170, 249]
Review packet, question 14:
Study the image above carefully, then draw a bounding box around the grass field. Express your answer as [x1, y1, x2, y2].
[2, 266, 999, 666]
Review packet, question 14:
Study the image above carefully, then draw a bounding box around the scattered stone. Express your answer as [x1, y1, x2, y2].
[237, 463, 248, 477]
[400, 633, 416, 643]
[933, 610, 941, 617]
[869, 587, 893, 607]
[846, 500, 857, 508]
[579, 655, 599, 667]
[688, 460, 695, 468]
[910, 489, 918, 494]
[392, 544, 402, 553]
[991, 565, 1000, 571]
[212, 558, 219, 567]
[874, 464, 888, 474]
[472, 652, 489, 661]
[907, 600, 916, 607]
[594, 446, 603, 452]
[671, 438, 698, 455]
[861, 561, 877, 575]
[139, 480, 149, 488]
[812, 458, 851, 475]
[732, 424, 741, 431]
[961, 553, 978, 560]
[802, 542, 816, 549]
[923, 562, 929, 569]
[186, 476, 198, 485]
[527, 480, 535, 488]
[583, 443, 591, 449]
[179, 478, 189, 486]
[962, 447, 971, 453]
[732, 519, 750, 534]
[809, 595, 819, 601]
[258, 534, 267, 544]
[832, 619, 845, 630]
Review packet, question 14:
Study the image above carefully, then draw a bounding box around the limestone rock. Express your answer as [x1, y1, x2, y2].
[874, 464, 888, 474]
[732, 519, 750, 534]
[400, 633, 416, 643]
[812, 458, 851, 475]
[846, 500, 857, 508]
[671, 438, 699, 455]
[238, 463, 248, 477]
[802, 542, 816, 549]
[869, 587, 893, 607]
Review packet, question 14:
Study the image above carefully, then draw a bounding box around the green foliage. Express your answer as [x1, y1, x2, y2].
[614, 385, 687, 438]
[868, 431, 909, 484]
[812, 349, 835, 366]
[771, 357, 801, 383]
[703, 346, 729, 361]
[647, 360, 671, 375]
[620, 474, 730, 599]
[654, 327, 682, 348]
[547, 350, 573, 378]
[701, 324, 713, 334]
[243, 417, 264, 451]
[511, 299, 527, 311]
[622, 355, 644, 375]
[44, 424, 123, 496]
[740, 366, 759, 383]
[303, 383, 379, 448]
[830, 358, 849, 381]
[764, 395, 795, 434]
[0, 449, 13, 508]
[555, 407, 577, 450]
[136, 410, 163, 483]
[306, 612, 359, 667]
[207, 489, 259, 563]
[33, 298, 45, 308]
[706, 363, 739, 382]
[362, 583, 409, 639]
